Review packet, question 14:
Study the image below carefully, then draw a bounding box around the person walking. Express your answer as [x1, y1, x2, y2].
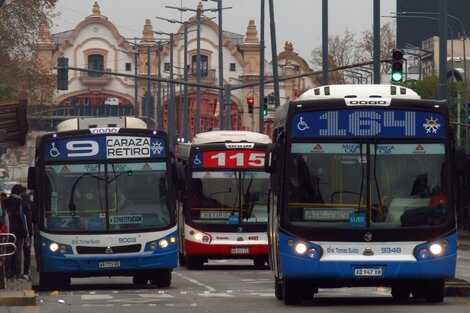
[20, 186, 33, 280]
[4, 184, 30, 280]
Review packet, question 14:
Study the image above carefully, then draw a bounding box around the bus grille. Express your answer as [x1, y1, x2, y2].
[76, 244, 142, 254]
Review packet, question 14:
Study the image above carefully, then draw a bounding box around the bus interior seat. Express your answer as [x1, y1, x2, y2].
[386, 198, 429, 223]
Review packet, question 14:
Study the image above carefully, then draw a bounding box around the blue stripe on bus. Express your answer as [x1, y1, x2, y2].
[278, 231, 457, 279]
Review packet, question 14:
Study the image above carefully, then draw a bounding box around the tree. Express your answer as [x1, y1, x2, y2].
[0, 0, 58, 101]
[310, 22, 396, 83]
[311, 30, 357, 84]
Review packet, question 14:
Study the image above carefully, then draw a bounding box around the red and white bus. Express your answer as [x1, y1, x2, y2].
[176, 131, 271, 269]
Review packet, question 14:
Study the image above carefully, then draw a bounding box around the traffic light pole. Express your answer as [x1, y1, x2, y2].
[259, 0, 265, 133]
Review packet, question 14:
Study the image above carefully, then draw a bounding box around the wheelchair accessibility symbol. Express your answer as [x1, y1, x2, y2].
[297, 116, 310, 131]
[49, 142, 60, 158]
[193, 154, 202, 165]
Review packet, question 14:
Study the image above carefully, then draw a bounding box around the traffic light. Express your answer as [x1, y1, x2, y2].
[263, 96, 268, 116]
[467, 103, 470, 123]
[391, 49, 404, 83]
[247, 96, 254, 114]
[57, 57, 69, 90]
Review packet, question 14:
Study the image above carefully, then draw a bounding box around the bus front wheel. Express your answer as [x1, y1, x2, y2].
[282, 278, 310, 305]
[274, 277, 283, 300]
[133, 272, 148, 285]
[149, 269, 172, 288]
[253, 257, 267, 268]
[40, 272, 70, 290]
[186, 256, 204, 270]
[410, 279, 445, 302]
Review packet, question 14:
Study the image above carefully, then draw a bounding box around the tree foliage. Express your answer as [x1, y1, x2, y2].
[311, 22, 396, 84]
[0, 0, 57, 101]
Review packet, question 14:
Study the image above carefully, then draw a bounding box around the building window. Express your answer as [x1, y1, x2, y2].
[230, 63, 236, 72]
[191, 55, 208, 77]
[88, 54, 104, 77]
[164, 63, 171, 72]
[125, 63, 132, 71]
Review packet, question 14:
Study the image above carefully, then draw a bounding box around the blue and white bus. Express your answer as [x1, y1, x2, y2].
[28, 117, 177, 289]
[267, 85, 462, 304]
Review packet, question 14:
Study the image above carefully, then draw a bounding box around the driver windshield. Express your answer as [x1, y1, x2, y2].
[287, 143, 449, 229]
[189, 171, 269, 225]
[44, 162, 171, 232]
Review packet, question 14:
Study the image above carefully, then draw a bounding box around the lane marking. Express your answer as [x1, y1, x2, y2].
[81, 295, 114, 300]
[173, 272, 216, 292]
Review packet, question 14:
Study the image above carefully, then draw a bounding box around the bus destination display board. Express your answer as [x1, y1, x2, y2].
[44, 136, 166, 161]
[192, 150, 265, 169]
[291, 109, 445, 138]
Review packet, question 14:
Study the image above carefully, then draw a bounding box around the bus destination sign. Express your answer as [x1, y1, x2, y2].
[192, 150, 265, 169]
[44, 136, 166, 161]
[291, 109, 445, 138]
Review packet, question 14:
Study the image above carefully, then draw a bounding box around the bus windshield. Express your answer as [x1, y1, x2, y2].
[44, 162, 171, 232]
[189, 171, 269, 225]
[287, 143, 449, 229]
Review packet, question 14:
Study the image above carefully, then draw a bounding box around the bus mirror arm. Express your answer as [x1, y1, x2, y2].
[454, 145, 466, 173]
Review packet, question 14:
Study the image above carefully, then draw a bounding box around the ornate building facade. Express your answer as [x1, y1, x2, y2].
[34, 1, 315, 139]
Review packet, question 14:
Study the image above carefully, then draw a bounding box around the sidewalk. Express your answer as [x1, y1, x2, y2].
[0, 277, 36, 306]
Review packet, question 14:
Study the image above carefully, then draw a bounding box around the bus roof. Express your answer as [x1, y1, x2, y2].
[298, 84, 421, 100]
[56, 117, 147, 132]
[191, 130, 271, 145]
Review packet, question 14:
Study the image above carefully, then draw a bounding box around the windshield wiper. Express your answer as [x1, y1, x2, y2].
[357, 143, 365, 212]
[373, 143, 383, 221]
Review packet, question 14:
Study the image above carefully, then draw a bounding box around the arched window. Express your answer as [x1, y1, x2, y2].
[191, 55, 208, 77]
[88, 54, 104, 77]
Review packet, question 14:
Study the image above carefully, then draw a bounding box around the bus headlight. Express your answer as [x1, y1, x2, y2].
[429, 243, 443, 255]
[202, 236, 210, 243]
[419, 248, 430, 259]
[307, 248, 318, 258]
[49, 242, 59, 252]
[150, 241, 158, 250]
[170, 237, 176, 243]
[295, 243, 308, 254]
[60, 245, 67, 254]
[159, 239, 169, 248]
[194, 233, 203, 241]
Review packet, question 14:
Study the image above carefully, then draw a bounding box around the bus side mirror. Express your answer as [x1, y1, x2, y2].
[175, 162, 186, 188]
[27, 166, 38, 190]
[265, 148, 276, 173]
[455, 146, 465, 173]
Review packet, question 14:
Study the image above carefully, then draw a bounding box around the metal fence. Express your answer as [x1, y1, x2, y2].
[0, 233, 16, 257]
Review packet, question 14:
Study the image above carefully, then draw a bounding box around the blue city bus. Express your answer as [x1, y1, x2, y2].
[267, 85, 462, 304]
[28, 117, 178, 289]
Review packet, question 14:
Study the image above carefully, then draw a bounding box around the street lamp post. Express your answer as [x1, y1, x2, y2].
[202, 0, 228, 131]
[156, 17, 191, 142]
[396, 11, 468, 149]
[154, 31, 176, 150]
[166, 4, 226, 135]
[259, 0, 265, 133]
[391, 14, 455, 86]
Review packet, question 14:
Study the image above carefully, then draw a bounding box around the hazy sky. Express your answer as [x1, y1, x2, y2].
[51, 0, 397, 65]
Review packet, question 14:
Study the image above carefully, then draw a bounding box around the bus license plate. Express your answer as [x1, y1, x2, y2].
[354, 267, 383, 277]
[231, 247, 249, 254]
[98, 260, 121, 268]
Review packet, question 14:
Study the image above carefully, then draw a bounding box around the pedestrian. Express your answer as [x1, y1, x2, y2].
[0, 192, 9, 277]
[4, 184, 30, 280]
[20, 186, 33, 280]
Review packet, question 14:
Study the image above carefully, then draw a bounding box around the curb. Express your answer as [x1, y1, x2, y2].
[0, 290, 36, 306]
[446, 279, 470, 297]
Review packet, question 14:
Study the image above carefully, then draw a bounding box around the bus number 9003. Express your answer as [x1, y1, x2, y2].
[118, 237, 137, 244]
